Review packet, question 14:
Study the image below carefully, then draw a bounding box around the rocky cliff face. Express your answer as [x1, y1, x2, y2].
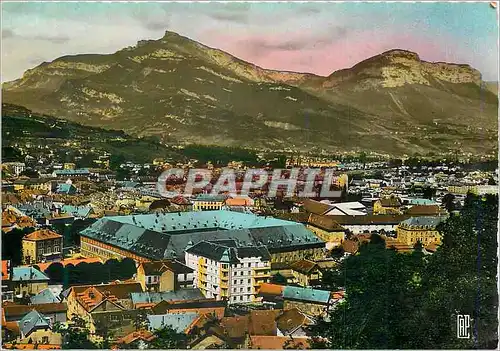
[2, 31, 497, 156]
[323, 49, 482, 91]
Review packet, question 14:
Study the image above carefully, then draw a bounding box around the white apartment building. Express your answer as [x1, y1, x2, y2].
[185, 240, 271, 304]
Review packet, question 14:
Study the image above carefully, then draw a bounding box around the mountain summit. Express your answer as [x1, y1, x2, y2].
[2, 31, 497, 155]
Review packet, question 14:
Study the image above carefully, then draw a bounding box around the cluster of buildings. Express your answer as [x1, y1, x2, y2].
[2, 153, 498, 349]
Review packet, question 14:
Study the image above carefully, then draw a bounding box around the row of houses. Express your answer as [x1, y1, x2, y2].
[2, 259, 341, 349]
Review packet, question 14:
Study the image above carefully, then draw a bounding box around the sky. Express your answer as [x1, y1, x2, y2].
[1, 1, 499, 82]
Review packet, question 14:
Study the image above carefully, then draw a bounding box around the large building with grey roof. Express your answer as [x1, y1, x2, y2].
[396, 216, 447, 246]
[79, 211, 326, 265]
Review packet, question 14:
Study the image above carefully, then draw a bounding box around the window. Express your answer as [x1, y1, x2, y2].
[248, 279, 251, 284]
[110, 315, 119, 322]
[42, 336, 49, 344]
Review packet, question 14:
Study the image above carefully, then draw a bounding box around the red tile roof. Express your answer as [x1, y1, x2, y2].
[289, 259, 320, 275]
[2, 260, 11, 280]
[257, 283, 285, 296]
[307, 213, 345, 231]
[23, 229, 62, 241]
[220, 316, 249, 339]
[406, 205, 447, 216]
[303, 199, 330, 215]
[3, 303, 68, 318]
[276, 308, 308, 334]
[248, 310, 281, 336]
[249, 336, 310, 349]
[113, 329, 155, 346]
[70, 281, 143, 301]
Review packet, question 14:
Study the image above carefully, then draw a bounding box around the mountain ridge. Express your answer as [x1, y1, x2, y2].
[2, 29, 498, 156]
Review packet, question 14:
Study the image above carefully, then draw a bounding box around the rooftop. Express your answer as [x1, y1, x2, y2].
[80, 211, 323, 261]
[3, 303, 67, 318]
[282, 286, 331, 304]
[307, 213, 345, 232]
[19, 309, 51, 337]
[12, 267, 50, 282]
[400, 216, 447, 228]
[30, 288, 60, 304]
[131, 289, 204, 305]
[186, 240, 271, 263]
[2, 260, 11, 280]
[23, 229, 62, 241]
[289, 259, 320, 275]
[194, 194, 227, 202]
[147, 312, 200, 332]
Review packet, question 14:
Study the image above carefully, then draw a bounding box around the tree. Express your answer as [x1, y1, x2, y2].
[133, 309, 149, 331]
[55, 314, 99, 349]
[119, 257, 137, 280]
[2, 227, 35, 265]
[149, 325, 188, 349]
[45, 262, 64, 282]
[19, 169, 40, 178]
[309, 193, 498, 349]
[270, 273, 287, 285]
[94, 318, 117, 349]
[105, 258, 121, 281]
[422, 186, 436, 200]
[442, 193, 456, 213]
[330, 246, 344, 259]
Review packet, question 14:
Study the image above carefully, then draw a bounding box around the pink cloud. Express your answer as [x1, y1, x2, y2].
[200, 28, 468, 76]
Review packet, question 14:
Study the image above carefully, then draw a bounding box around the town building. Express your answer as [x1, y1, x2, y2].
[22, 229, 63, 265]
[151, 297, 227, 319]
[79, 211, 325, 265]
[112, 330, 156, 349]
[397, 216, 447, 246]
[256, 283, 333, 317]
[7, 310, 62, 346]
[3, 162, 26, 176]
[306, 213, 345, 249]
[303, 199, 366, 216]
[185, 240, 271, 304]
[2, 207, 37, 233]
[2, 260, 14, 302]
[54, 183, 77, 195]
[326, 215, 411, 234]
[136, 260, 194, 292]
[130, 289, 205, 309]
[192, 195, 227, 211]
[147, 312, 200, 333]
[405, 204, 448, 216]
[65, 281, 143, 339]
[373, 196, 403, 215]
[289, 260, 322, 287]
[52, 168, 90, 178]
[11, 267, 50, 296]
[281, 285, 332, 317]
[2, 302, 67, 325]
